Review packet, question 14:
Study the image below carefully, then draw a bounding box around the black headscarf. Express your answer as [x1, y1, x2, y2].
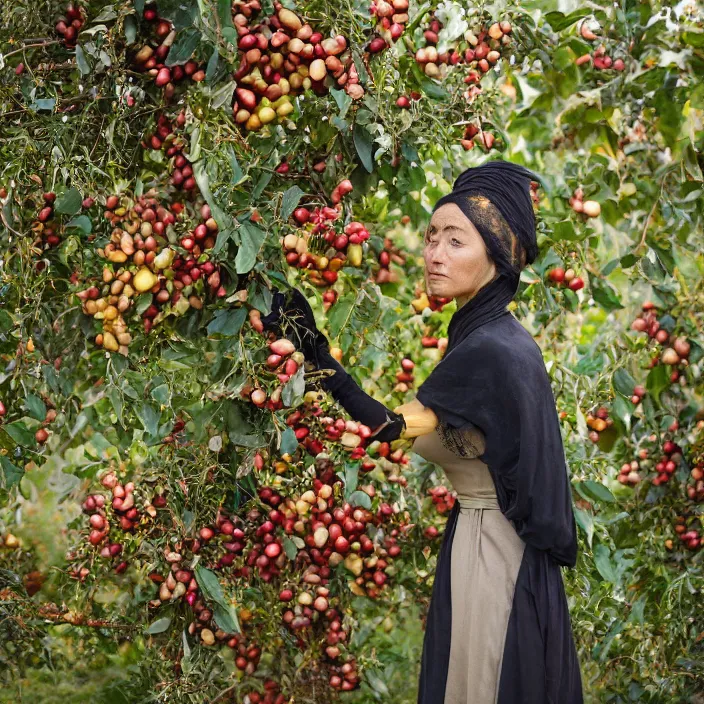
[415, 160, 578, 567]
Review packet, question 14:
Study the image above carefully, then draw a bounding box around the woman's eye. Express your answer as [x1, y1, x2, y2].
[451, 238, 461, 246]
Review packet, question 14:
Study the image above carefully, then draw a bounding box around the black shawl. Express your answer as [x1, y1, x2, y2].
[415, 272, 578, 567]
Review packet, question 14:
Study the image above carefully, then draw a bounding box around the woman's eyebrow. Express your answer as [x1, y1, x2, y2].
[426, 224, 464, 234]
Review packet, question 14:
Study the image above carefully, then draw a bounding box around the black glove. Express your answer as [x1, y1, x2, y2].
[260, 287, 406, 443]
[261, 288, 330, 364]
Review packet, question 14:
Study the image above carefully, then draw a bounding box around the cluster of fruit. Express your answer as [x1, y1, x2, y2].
[368, 0, 410, 49]
[547, 266, 585, 292]
[575, 22, 626, 71]
[149, 553, 200, 606]
[459, 122, 497, 152]
[282, 209, 368, 288]
[78, 193, 225, 352]
[78, 471, 165, 578]
[631, 302, 691, 380]
[232, 3, 365, 132]
[376, 236, 406, 285]
[586, 405, 613, 443]
[240, 337, 301, 412]
[617, 459, 644, 486]
[32, 190, 93, 251]
[569, 187, 601, 218]
[687, 461, 704, 502]
[55, 2, 84, 48]
[414, 18, 513, 84]
[132, 5, 205, 99]
[393, 357, 415, 394]
[241, 679, 287, 704]
[670, 515, 701, 551]
[142, 112, 198, 194]
[650, 438, 683, 487]
[428, 485, 456, 515]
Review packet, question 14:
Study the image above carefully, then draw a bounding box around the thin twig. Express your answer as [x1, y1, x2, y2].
[2, 40, 60, 59]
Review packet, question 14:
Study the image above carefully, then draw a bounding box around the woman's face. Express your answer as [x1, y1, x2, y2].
[422, 202, 497, 303]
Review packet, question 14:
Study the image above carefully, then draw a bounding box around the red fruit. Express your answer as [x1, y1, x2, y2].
[0, 400, 6, 416]
[279, 588, 293, 602]
[293, 207, 310, 224]
[155, 67, 171, 87]
[548, 267, 565, 283]
[35, 428, 49, 444]
[568, 277, 584, 291]
[264, 542, 281, 558]
[200, 526, 214, 541]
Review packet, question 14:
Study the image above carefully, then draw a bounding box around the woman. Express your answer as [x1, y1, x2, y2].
[262, 160, 583, 703]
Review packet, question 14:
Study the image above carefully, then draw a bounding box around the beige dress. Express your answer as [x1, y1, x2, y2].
[412, 422, 526, 704]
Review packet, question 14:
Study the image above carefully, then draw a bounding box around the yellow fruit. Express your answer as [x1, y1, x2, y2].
[134, 267, 158, 293]
[258, 106, 276, 124]
[102, 332, 119, 352]
[347, 244, 363, 267]
[411, 293, 430, 313]
[330, 347, 343, 362]
[309, 59, 326, 81]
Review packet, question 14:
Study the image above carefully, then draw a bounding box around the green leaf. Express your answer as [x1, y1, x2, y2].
[543, 10, 589, 31]
[279, 427, 298, 456]
[591, 277, 623, 311]
[124, 15, 137, 44]
[579, 480, 616, 504]
[645, 364, 670, 407]
[593, 543, 619, 584]
[611, 395, 634, 432]
[552, 219, 580, 242]
[348, 490, 371, 510]
[235, 221, 266, 274]
[281, 364, 306, 408]
[3, 421, 35, 446]
[194, 564, 240, 633]
[54, 188, 82, 215]
[165, 28, 201, 66]
[344, 463, 359, 495]
[194, 564, 226, 603]
[75, 45, 90, 75]
[0, 456, 23, 489]
[146, 617, 172, 634]
[206, 308, 247, 337]
[612, 368, 636, 398]
[0, 310, 12, 333]
[411, 62, 449, 101]
[283, 536, 298, 560]
[136, 403, 160, 437]
[329, 86, 352, 119]
[65, 214, 92, 234]
[573, 507, 594, 549]
[327, 293, 355, 339]
[25, 394, 46, 421]
[353, 123, 374, 173]
[213, 603, 240, 634]
[280, 186, 305, 222]
[205, 48, 219, 82]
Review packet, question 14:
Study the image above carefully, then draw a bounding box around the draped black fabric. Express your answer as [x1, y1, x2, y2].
[414, 160, 582, 703]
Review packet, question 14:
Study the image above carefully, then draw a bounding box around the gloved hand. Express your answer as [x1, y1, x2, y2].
[260, 286, 407, 443]
[260, 287, 330, 366]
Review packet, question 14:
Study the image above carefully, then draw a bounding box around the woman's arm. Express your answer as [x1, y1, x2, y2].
[392, 398, 439, 439]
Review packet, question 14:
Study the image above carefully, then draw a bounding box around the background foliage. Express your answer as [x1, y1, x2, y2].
[1, 0, 703, 702]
